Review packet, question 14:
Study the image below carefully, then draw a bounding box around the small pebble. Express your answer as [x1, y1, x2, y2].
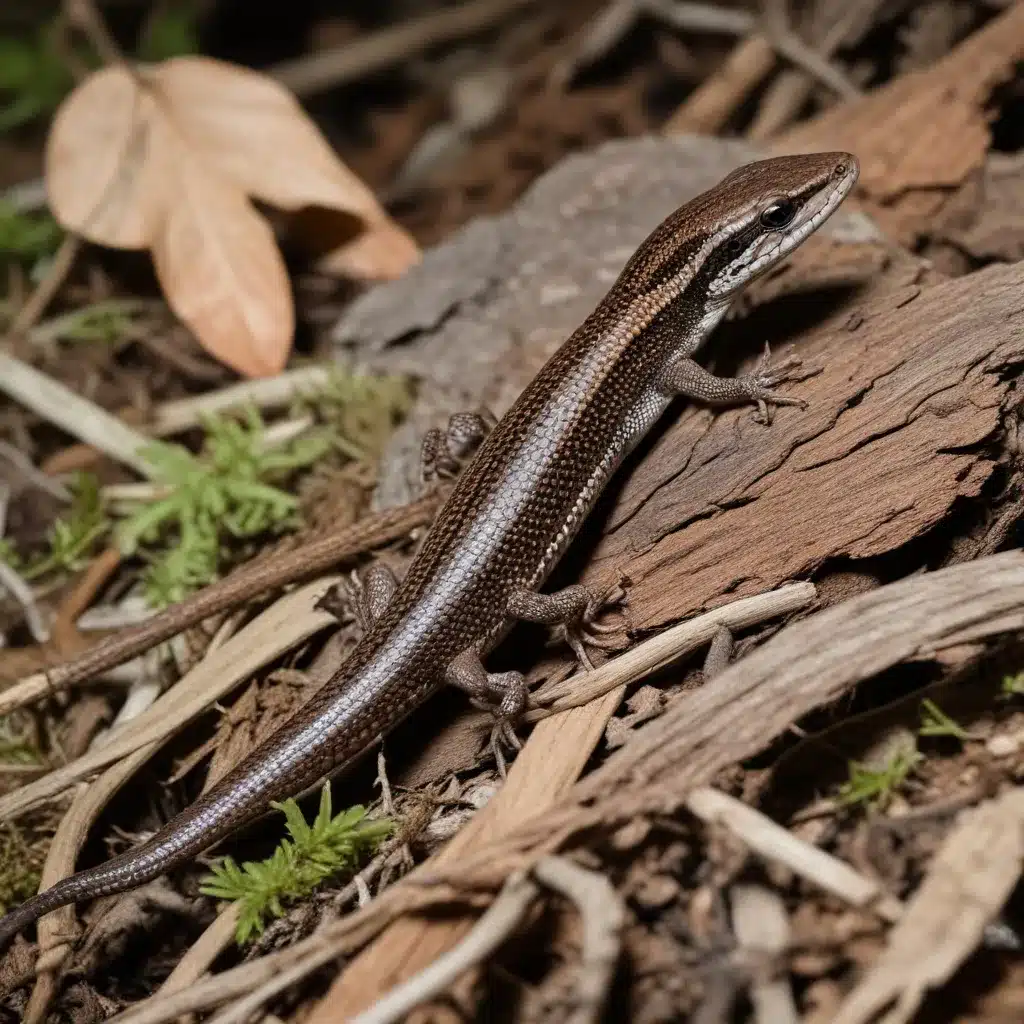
[987, 734, 1020, 757]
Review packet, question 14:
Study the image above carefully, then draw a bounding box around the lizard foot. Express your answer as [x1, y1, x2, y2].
[734, 343, 808, 424]
[553, 575, 631, 671]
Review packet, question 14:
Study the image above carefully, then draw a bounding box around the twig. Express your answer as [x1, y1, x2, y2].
[659, 0, 860, 97]
[685, 786, 903, 922]
[768, 27, 860, 100]
[150, 366, 333, 437]
[259, 415, 315, 450]
[1, 178, 47, 214]
[663, 35, 777, 133]
[9, 236, 81, 334]
[347, 869, 540, 1024]
[75, 597, 152, 631]
[64, 0, 126, 66]
[748, 2, 877, 139]
[832, 787, 1024, 1024]
[524, 582, 817, 719]
[270, 0, 537, 97]
[556, 1, 857, 102]
[0, 560, 50, 644]
[206, 945, 357, 1024]
[102, 929, 384, 1024]
[152, 905, 241, 1001]
[658, 0, 859, 134]
[532, 857, 625, 1024]
[0, 492, 440, 719]
[49, 546, 122, 650]
[649, 0, 752, 34]
[0, 441, 70, 500]
[729, 885, 797, 1024]
[0, 576, 344, 821]
[0, 349, 153, 477]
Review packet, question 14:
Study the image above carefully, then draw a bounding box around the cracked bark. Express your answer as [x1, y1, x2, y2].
[329, 135, 1024, 786]
[336, 136, 1013, 643]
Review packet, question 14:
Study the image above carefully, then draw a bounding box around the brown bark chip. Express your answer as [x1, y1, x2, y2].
[776, 3, 1024, 245]
[584, 261, 1023, 632]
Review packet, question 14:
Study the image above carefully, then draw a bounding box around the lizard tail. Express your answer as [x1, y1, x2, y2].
[0, 659, 387, 949]
[0, 796, 232, 949]
[0, 741, 311, 948]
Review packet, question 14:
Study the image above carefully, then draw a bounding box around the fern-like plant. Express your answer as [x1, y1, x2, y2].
[117, 406, 332, 605]
[200, 784, 392, 943]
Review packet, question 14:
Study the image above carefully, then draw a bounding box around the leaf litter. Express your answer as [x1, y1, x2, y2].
[45, 56, 420, 377]
[4, 3, 1024, 1022]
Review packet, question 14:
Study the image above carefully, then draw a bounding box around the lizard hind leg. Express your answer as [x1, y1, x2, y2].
[420, 409, 496, 484]
[445, 648, 528, 774]
[332, 562, 399, 632]
[506, 579, 627, 671]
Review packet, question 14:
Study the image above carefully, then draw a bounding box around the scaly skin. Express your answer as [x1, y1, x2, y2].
[0, 151, 858, 949]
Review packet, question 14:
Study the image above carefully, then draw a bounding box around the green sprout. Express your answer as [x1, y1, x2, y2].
[0, 826, 42, 916]
[200, 784, 392, 944]
[1001, 671, 1024, 698]
[0, 472, 110, 582]
[0, 715, 40, 766]
[30, 298, 161, 345]
[0, 202, 62, 262]
[837, 744, 923, 811]
[137, 2, 200, 62]
[918, 698, 971, 741]
[293, 366, 414, 462]
[116, 407, 331, 606]
[0, 26, 78, 132]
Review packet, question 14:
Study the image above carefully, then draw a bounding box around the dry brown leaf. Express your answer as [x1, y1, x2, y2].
[151, 158, 293, 375]
[45, 57, 419, 377]
[46, 65, 167, 250]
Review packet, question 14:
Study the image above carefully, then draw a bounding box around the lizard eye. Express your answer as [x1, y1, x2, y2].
[759, 199, 796, 230]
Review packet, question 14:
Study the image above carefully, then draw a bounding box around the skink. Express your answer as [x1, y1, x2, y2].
[0, 151, 858, 949]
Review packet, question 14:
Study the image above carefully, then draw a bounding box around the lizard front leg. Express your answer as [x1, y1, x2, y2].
[659, 343, 807, 423]
[507, 580, 626, 671]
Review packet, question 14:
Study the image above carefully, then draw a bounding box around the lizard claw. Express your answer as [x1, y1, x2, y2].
[739, 343, 808, 424]
[490, 720, 523, 778]
[559, 574, 631, 670]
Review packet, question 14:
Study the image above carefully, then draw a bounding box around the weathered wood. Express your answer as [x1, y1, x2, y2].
[583, 258, 1024, 632]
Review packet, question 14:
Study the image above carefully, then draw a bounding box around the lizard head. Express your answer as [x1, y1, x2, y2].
[702, 151, 860, 299]
[617, 151, 859, 307]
